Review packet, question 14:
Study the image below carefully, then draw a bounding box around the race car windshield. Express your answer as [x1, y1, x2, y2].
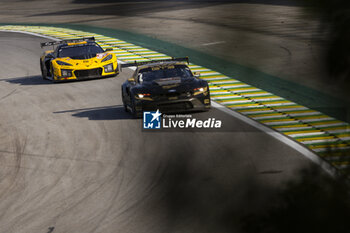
[139, 65, 192, 82]
[58, 44, 104, 59]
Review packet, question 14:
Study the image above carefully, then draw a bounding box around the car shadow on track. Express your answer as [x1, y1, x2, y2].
[54, 105, 134, 120]
[1, 75, 52, 85]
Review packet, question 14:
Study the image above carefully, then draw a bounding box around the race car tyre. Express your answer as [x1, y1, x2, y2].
[123, 104, 128, 112]
[117, 63, 121, 74]
[121, 91, 128, 112]
[50, 66, 55, 81]
[40, 60, 48, 80]
[130, 98, 141, 118]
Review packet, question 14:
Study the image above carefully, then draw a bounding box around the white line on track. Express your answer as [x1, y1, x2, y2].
[201, 41, 226, 46]
[276, 126, 314, 131]
[0, 30, 60, 42]
[288, 132, 326, 137]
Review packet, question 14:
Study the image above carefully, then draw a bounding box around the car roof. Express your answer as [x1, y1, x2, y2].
[57, 41, 97, 50]
[137, 61, 188, 71]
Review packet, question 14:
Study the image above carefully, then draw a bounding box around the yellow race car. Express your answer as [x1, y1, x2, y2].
[40, 37, 119, 82]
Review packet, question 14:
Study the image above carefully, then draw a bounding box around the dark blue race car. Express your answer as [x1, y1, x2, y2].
[121, 58, 211, 117]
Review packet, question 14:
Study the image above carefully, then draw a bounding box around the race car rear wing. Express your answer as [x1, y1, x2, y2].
[40, 37, 95, 48]
[120, 57, 189, 70]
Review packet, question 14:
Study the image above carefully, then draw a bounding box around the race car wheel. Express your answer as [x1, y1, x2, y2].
[121, 90, 128, 112]
[117, 63, 121, 75]
[130, 98, 141, 118]
[40, 60, 47, 80]
[123, 104, 128, 112]
[50, 66, 55, 81]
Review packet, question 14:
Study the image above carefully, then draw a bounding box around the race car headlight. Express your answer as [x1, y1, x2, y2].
[104, 63, 114, 73]
[138, 93, 150, 98]
[61, 69, 72, 77]
[136, 93, 152, 100]
[101, 54, 113, 63]
[193, 86, 208, 95]
[56, 60, 72, 66]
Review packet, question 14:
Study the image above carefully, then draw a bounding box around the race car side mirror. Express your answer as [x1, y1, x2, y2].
[105, 48, 113, 52]
[194, 72, 201, 78]
[128, 78, 136, 84]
